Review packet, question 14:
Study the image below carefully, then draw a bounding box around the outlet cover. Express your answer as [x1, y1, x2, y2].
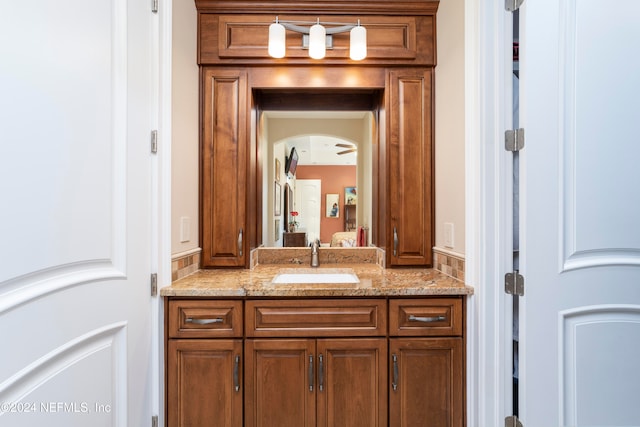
[180, 216, 191, 243]
[444, 222, 454, 248]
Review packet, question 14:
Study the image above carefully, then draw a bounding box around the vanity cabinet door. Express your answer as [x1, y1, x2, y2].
[245, 339, 316, 427]
[388, 68, 434, 266]
[316, 338, 388, 427]
[167, 339, 243, 427]
[245, 338, 387, 427]
[201, 68, 248, 267]
[389, 338, 464, 427]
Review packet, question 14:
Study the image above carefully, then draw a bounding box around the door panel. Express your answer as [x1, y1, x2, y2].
[201, 69, 248, 267]
[295, 179, 321, 243]
[389, 338, 463, 427]
[0, 1, 154, 425]
[316, 339, 387, 427]
[168, 340, 243, 427]
[388, 69, 433, 266]
[520, 1, 640, 425]
[245, 339, 316, 427]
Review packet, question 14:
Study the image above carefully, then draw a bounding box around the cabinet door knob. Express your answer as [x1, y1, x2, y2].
[238, 228, 243, 257]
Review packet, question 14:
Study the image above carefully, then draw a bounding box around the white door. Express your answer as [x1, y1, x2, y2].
[0, 1, 155, 426]
[295, 179, 321, 244]
[520, 1, 640, 426]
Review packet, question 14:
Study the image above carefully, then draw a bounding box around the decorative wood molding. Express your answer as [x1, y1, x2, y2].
[195, 0, 439, 16]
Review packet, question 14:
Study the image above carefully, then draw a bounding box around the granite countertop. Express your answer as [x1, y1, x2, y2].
[161, 263, 473, 297]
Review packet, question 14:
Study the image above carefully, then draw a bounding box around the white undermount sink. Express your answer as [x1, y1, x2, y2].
[271, 270, 359, 284]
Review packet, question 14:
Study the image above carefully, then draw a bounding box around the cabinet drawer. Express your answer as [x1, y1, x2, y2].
[246, 299, 387, 337]
[389, 298, 462, 336]
[168, 300, 243, 338]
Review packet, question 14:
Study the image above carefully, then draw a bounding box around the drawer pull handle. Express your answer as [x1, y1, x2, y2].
[309, 355, 314, 392]
[318, 354, 324, 392]
[185, 317, 224, 325]
[392, 354, 399, 391]
[233, 355, 240, 392]
[238, 228, 243, 257]
[408, 315, 446, 323]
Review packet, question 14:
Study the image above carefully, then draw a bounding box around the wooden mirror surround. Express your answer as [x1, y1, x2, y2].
[196, 0, 439, 268]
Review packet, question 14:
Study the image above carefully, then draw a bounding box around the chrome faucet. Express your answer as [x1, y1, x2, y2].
[310, 238, 320, 267]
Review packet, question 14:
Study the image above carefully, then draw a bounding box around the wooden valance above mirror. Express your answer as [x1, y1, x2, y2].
[194, 0, 439, 66]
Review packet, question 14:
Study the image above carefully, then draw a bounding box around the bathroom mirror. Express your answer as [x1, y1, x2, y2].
[260, 110, 374, 247]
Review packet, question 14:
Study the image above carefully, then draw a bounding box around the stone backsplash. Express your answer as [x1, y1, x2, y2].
[171, 246, 463, 282]
[433, 247, 465, 282]
[172, 248, 201, 282]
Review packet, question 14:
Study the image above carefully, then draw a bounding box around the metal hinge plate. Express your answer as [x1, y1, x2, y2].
[505, 415, 523, 427]
[505, 0, 524, 12]
[151, 273, 158, 297]
[505, 271, 524, 296]
[151, 130, 158, 154]
[151, 0, 158, 13]
[505, 128, 525, 151]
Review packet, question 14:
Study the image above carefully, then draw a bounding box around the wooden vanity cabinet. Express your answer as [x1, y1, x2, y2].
[245, 338, 387, 427]
[388, 298, 464, 427]
[166, 297, 464, 427]
[388, 68, 434, 267]
[168, 340, 243, 427]
[167, 300, 244, 427]
[201, 68, 248, 268]
[245, 299, 388, 427]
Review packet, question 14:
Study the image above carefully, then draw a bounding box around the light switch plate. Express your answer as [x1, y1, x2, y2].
[444, 222, 454, 248]
[180, 216, 191, 243]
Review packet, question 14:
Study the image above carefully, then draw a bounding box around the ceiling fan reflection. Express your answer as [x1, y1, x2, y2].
[336, 143, 357, 155]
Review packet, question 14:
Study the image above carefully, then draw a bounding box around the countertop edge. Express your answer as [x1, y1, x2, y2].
[161, 265, 474, 297]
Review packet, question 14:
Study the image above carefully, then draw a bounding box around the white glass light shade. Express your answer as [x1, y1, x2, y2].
[268, 22, 286, 58]
[350, 25, 367, 60]
[308, 23, 326, 59]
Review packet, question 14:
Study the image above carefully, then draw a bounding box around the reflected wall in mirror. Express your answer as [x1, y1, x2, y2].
[261, 111, 374, 247]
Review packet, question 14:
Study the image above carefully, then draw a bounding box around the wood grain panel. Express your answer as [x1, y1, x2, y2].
[168, 299, 243, 338]
[389, 298, 462, 337]
[167, 339, 243, 427]
[246, 299, 387, 337]
[388, 68, 433, 266]
[201, 69, 247, 267]
[389, 338, 464, 427]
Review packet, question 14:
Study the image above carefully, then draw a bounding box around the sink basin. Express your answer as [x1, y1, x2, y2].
[272, 270, 359, 284]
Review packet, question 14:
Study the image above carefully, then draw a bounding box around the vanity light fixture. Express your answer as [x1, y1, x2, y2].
[268, 17, 367, 61]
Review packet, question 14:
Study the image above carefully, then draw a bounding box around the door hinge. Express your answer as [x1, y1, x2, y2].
[151, 273, 158, 297]
[151, 0, 158, 13]
[505, 415, 523, 427]
[505, 271, 524, 296]
[151, 130, 158, 154]
[505, 0, 524, 12]
[151, 415, 158, 427]
[505, 128, 525, 152]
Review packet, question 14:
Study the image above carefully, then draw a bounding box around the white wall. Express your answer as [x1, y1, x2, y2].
[435, 0, 466, 255]
[171, 0, 199, 255]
